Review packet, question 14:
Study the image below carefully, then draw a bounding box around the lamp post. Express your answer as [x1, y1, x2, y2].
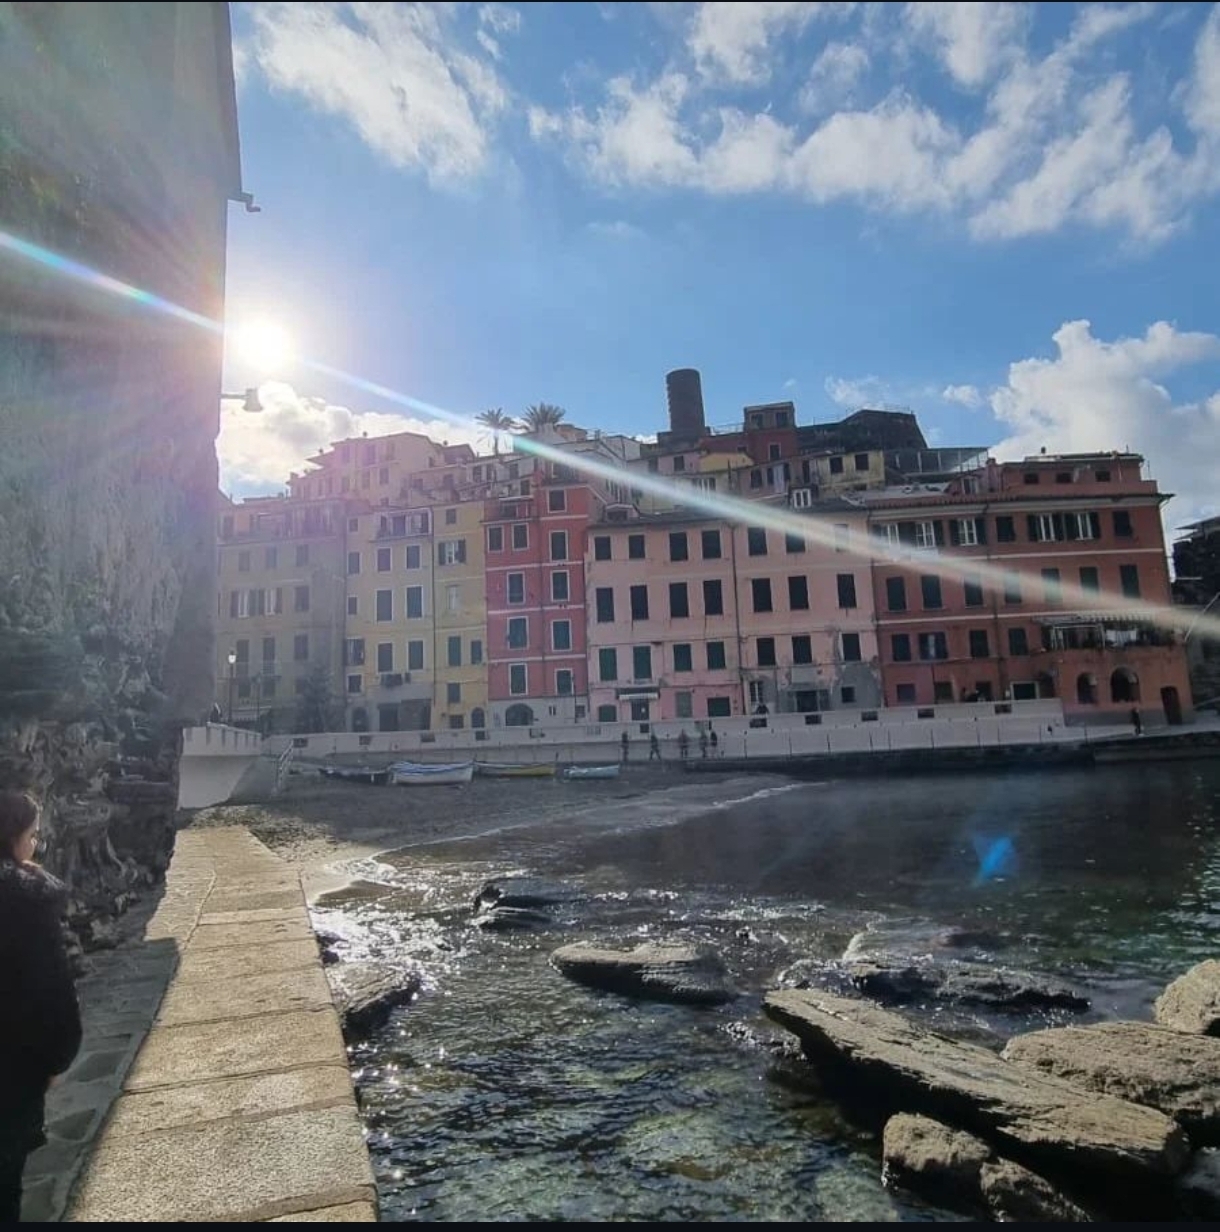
[221, 388, 264, 413]
[227, 651, 237, 725]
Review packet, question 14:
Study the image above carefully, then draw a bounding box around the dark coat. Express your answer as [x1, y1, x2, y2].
[0, 859, 82, 1149]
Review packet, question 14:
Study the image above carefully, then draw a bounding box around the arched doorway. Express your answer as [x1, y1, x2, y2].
[1075, 673, 1097, 705]
[471, 707, 486, 729]
[1161, 686, 1183, 725]
[1110, 667, 1139, 703]
[1036, 672, 1056, 699]
[504, 703, 534, 727]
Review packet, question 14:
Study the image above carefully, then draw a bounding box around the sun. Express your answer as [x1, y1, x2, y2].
[231, 318, 295, 374]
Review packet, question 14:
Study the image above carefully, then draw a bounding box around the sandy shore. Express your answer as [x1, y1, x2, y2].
[188, 763, 746, 898]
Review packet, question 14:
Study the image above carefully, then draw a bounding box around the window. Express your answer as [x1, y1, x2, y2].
[556, 669, 574, 696]
[919, 632, 948, 661]
[921, 575, 943, 610]
[1023, 472, 1040, 485]
[878, 523, 901, 547]
[630, 585, 649, 620]
[377, 547, 392, 572]
[841, 633, 862, 662]
[665, 582, 689, 619]
[1004, 572, 1022, 604]
[598, 648, 618, 681]
[294, 585, 310, 613]
[488, 526, 504, 552]
[265, 546, 277, 570]
[594, 535, 611, 561]
[791, 489, 813, 509]
[597, 704, 616, 722]
[708, 696, 732, 718]
[406, 586, 424, 619]
[444, 682, 460, 706]
[886, 577, 907, 612]
[969, 630, 990, 659]
[548, 489, 567, 512]
[406, 545, 421, 569]
[1008, 627, 1029, 656]
[294, 633, 309, 662]
[1070, 512, 1098, 540]
[1056, 471, 1071, 484]
[669, 532, 689, 562]
[837, 574, 857, 609]
[408, 640, 425, 671]
[1080, 566, 1100, 592]
[829, 456, 844, 475]
[507, 617, 528, 649]
[672, 454, 686, 473]
[768, 443, 781, 462]
[628, 534, 645, 560]
[915, 521, 939, 550]
[508, 573, 525, 605]
[296, 544, 309, 567]
[347, 596, 358, 617]
[792, 635, 813, 664]
[955, 519, 979, 547]
[551, 571, 570, 602]
[840, 687, 856, 705]
[964, 576, 984, 607]
[380, 466, 390, 486]
[447, 636, 462, 667]
[633, 645, 653, 680]
[470, 639, 483, 665]
[701, 529, 721, 559]
[1120, 564, 1141, 598]
[509, 664, 528, 695]
[707, 641, 727, 670]
[747, 527, 768, 556]
[854, 452, 870, 472]
[596, 588, 615, 622]
[1041, 568, 1062, 603]
[675, 691, 693, 719]
[995, 516, 1016, 543]
[378, 643, 395, 673]
[891, 634, 912, 662]
[445, 583, 460, 614]
[348, 551, 361, 575]
[752, 578, 773, 613]
[789, 576, 810, 610]
[376, 589, 393, 622]
[438, 539, 467, 566]
[238, 550, 250, 573]
[345, 638, 366, 666]
[703, 579, 724, 616]
[550, 531, 568, 561]
[757, 637, 777, 667]
[674, 643, 693, 672]
[347, 674, 362, 695]
[1114, 510, 1134, 537]
[262, 636, 276, 666]
[512, 524, 529, 550]
[1029, 514, 1061, 543]
[896, 684, 917, 704]
[552, 620, 572, 651]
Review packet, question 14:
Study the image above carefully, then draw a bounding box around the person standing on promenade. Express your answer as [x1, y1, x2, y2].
[649, 732, 661, 761]
[1131, 706, 1142, 737]
[620, 730, 629, 763]
[0, 791, 82, 1222]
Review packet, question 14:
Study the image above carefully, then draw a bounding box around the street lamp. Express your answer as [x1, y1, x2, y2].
[227, 651, 237, 724]
[221, 388, 264, 413]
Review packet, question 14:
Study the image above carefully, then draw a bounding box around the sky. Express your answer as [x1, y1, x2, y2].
[219, 1, 1220, 533]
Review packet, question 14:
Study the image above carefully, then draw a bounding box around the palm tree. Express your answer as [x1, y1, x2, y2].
[520, 402, 567, 433]
[476, 407, 515, 454]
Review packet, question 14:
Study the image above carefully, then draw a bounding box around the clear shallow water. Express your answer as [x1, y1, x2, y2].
[316, 763, 1220, 1222]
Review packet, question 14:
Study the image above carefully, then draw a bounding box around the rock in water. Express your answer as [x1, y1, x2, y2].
[551, 942, 735, 1005]
[1175, 1149, 1220, 1219]
[1003, 1021, 1220, 1142]
[763, 989, 1188, 1183]
[474, 904, 553, 931]
[978, 1158, 1094, 1222]
[473, 877, 580, 912]
[327, 962, 420, 1037]
[1155, 960, 1220, 1037]
[881, 1113, 991, 1207]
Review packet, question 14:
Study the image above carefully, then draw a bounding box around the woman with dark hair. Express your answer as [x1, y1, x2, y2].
[0, 791, 82, 1222]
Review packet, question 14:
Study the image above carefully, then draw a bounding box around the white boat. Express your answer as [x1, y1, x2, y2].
[389, 760, 474, 786]
[561, 763, 621, 780]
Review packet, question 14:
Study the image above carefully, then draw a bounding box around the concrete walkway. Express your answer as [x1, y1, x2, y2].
[37, 828, 376, 1222]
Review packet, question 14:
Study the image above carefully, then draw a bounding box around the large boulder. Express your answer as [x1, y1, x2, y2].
[327, 962, 420, 1037]
[551, 942, 736, 1005]
[881, 1113, 991, 1207]
[1003, 1022, 1220, 1143]
[1155, 960, 1220, 1037]
[978, 1158, 1094, 1222]
[763, 989, 1188, 1184]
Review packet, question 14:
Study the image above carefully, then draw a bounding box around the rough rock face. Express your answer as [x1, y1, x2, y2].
[1155, 961, 1220, 1038]
[326, 962, 421, 1038]
[551, 942, 736, 1005]
[978, 1158, 1094, 1223]
[763, 989, 1189, 1183]
[1003, 1022, 1220, 1142]
[881, 1113, 991, 1205]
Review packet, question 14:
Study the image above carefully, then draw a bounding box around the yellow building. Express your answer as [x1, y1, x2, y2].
[288, 431, 445, 504]
[430, 497, 488, 731]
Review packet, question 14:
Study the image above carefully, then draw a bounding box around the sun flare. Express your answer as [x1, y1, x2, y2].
[231, 318, 294, 374]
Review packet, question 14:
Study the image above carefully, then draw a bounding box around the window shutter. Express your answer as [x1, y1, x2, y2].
[975, 517, 987, 545]
[949, 520, 961, 546]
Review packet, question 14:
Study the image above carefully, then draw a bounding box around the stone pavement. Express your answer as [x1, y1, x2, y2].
[25, 827, 377, 1222]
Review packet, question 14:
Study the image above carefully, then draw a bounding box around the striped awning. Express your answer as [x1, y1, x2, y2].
[1033, 611, 1149, 625]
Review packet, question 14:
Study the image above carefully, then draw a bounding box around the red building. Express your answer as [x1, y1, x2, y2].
[868, 452, 1192, 725]
[483, 461, 596, 728]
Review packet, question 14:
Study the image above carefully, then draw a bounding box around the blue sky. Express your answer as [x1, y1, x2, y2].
[219, 2, 1220, 529]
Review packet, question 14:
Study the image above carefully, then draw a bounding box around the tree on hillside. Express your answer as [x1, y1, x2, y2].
[295, 665, 341, 733]
[520, 402, 567, 433]
[476, 407, 516, 454]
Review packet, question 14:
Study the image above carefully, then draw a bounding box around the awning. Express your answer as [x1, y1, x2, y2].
[1033, 612, 1150, 625]
[616, 689, 660, 701]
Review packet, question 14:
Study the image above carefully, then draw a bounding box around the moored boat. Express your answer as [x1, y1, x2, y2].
[319, 765, 390, 785]
[475, 761, 556, 779]
[389, 760, 474, 786]
[560, 763, 621, 780]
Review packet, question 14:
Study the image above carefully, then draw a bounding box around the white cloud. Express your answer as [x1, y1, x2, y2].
[824, 375, 892, 407]
[902, 2, 1030, 89]
[1186, 5, 1220, 138]
[586, 219, 646, 239]
[990, 320, 1220, 525]
[476, 3, 521, 60]
[942, 383, 984, 408]
[783, 377, 799, 391]
[244, 3, 508, 184]
[688, 2, 853, 86]
[800, 40, 870, 113]
[218, 382, 481, 493]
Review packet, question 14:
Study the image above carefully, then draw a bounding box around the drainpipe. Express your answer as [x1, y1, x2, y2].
[983, 499, 1007, 700]
[729, 519, 746, 714]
